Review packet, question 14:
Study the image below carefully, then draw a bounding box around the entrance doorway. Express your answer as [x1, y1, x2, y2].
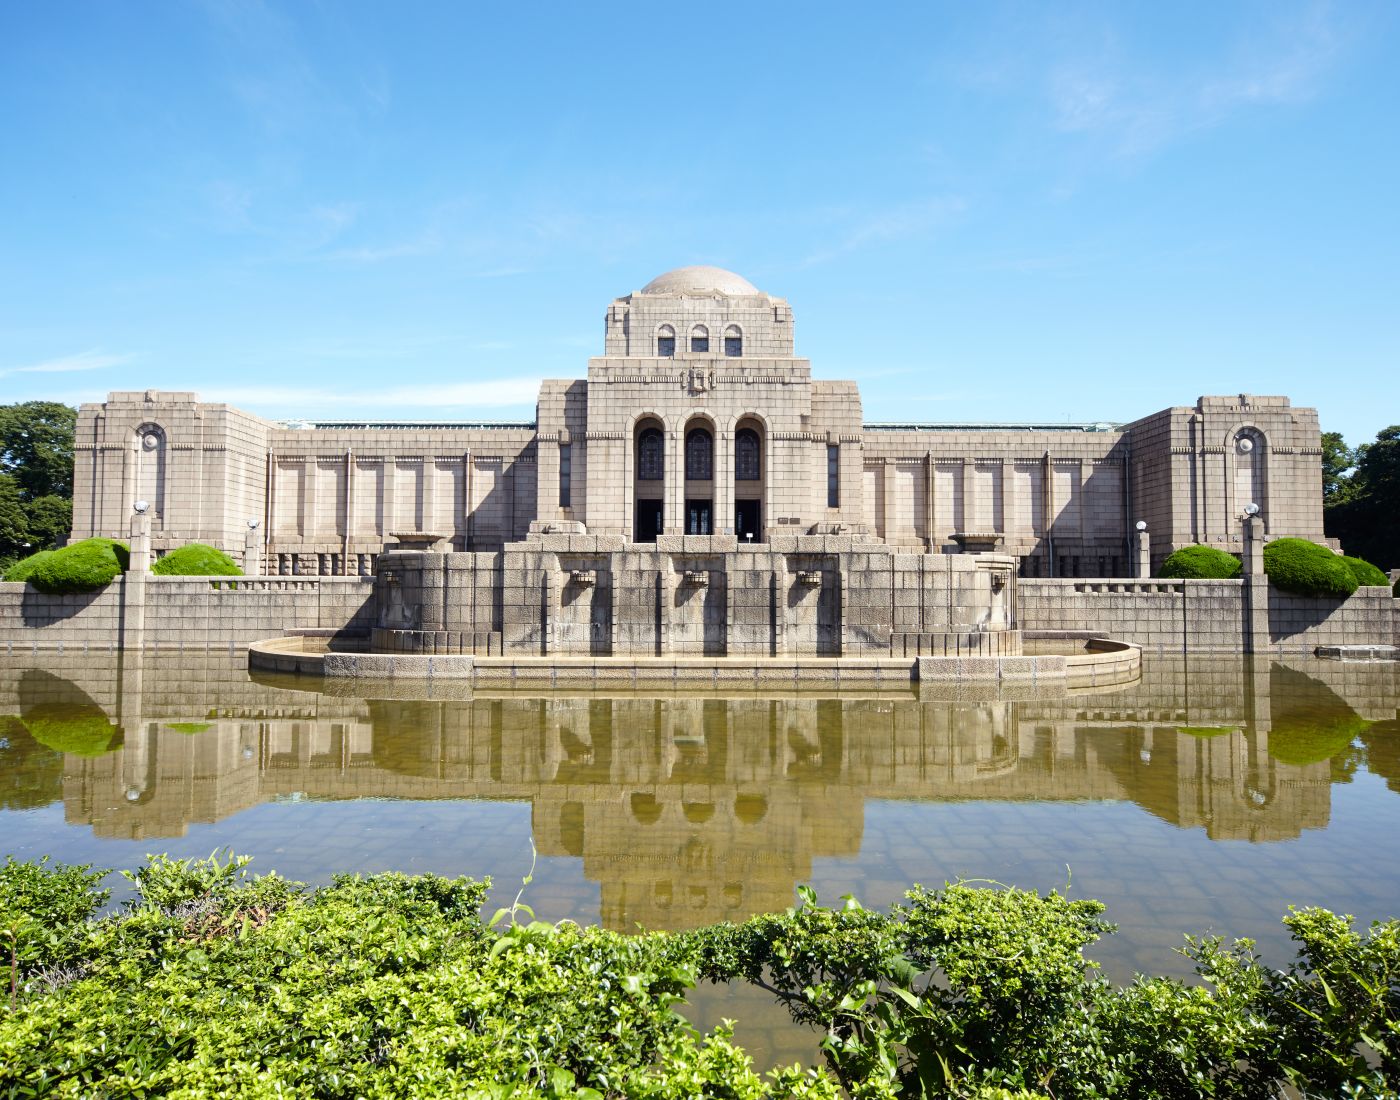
[735, 499, 761, 541]
[686, 500, 712, 535]
[636, 500, 663, 542]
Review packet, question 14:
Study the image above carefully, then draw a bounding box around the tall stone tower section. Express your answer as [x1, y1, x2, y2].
[534, 265, 864, 540]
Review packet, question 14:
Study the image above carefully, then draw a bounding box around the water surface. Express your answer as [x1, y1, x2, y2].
[3, 652, 1397, 1066]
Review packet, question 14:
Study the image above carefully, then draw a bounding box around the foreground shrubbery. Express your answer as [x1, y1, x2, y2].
[151, 541, 242, 577]
[1339, 554, 1390, 588]
[1264, 537, 1358, 599]
[1157, 545, 1242, 580]
[2, 537, 129, 593]
[2, 854, 1397, 1098]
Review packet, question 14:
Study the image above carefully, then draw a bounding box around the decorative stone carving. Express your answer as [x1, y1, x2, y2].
[685, 367, 713, 394]
[681, 570, 709, 587]
[796, 570, 823, 587]
[570, 569, 597, 587]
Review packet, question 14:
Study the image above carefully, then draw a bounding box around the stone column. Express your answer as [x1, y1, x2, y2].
[122, 508, 151, 653]
[882, 461, 898, 541]
[714, 431, 734, 535]
[665, 429, 683, 535]
[1242, 514, 1269, 655]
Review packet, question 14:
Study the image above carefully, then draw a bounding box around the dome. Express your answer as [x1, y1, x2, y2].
[639, 265, 761, 297]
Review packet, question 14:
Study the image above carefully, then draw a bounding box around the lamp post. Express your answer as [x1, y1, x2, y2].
[1242, 502, 1264, 576]
[244, 518, 262, 576]
[129, 500, 151, 573]
[1134, 520, 1150, 578]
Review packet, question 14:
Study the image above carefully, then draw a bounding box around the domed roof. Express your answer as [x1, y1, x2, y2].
[639, 265, 761, 297]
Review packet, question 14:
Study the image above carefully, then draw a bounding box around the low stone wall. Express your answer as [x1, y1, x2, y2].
[0, 576, 373, 654]
[1269, 586, 1396, 654]
[1019, 578, 1396, 655]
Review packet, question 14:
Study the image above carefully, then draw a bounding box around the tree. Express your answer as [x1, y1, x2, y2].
[0, 473, 30, 564]
[0, 401, 77, 500]
[1325, 425, 1400, 570]
[1321, 430, 1357, 505]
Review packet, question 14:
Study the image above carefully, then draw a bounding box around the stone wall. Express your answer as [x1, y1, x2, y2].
[0, 576, 373, 654]
[1020, 578, 1397, 655]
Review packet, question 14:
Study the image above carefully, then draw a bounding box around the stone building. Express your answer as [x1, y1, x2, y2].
[72, 265, 1326, 578]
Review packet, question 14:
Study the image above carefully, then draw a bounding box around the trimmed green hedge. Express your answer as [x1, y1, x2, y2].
[151, 542, 242, 577]
[1339, 554, 1389, 588]
[1156, 544, 1242, 579]
[26, 538, 130, 594]
[2, 549, 56, 583]
[1263, 537, 1357, 598]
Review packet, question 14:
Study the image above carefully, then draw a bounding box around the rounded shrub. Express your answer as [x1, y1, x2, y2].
[1157, 545, 1242, 579]
[1339, 554, 1389, 588]
[3, 549, 57, 583]
[151, 543, 242, 577]
[23, 702, 123, 757]
[1263, 537, 1357, 599]
[28, 538, 130, 594]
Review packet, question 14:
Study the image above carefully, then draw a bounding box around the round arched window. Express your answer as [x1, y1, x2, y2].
[690, 325, 709, 354]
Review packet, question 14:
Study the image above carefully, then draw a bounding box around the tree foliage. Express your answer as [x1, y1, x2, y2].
[1, 855, 1398, 1098]
[0, 402, 76, 567]
[0, 401, 77, 500]
[1325, 425, 1400, 570]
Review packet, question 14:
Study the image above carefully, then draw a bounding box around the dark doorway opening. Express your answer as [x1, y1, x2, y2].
[636, 500, 663, 542]
[735, 499, 761, 542]
[686, 500, 712, 535]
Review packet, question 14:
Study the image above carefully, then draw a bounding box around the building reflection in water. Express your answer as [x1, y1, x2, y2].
[0, 653, 1395, 932]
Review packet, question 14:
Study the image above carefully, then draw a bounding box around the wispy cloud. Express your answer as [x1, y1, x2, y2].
[0, 349, 136, 377]
[1047, 3, 1348, 157]
[203, 377, 543, 412]
[799, 197, 966, 268]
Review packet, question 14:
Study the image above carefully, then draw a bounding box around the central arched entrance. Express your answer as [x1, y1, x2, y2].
[634, 417, 665, 542]
[734, 418, 764, 541]
[684, 418, 715, 535]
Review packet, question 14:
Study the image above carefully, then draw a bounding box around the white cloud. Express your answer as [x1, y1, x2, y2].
[0, 350, 136, 377]
[799, 197, 966, 268]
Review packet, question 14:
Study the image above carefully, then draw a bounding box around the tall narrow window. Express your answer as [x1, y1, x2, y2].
[827, 444, 840, 507]
[558, 444, 571, 508]
[724, 325, 742, 357]
[690, 325, 709, 353]
[657, 325, 675, 357]
[686, 427, 713, 480]
[638, 428, 664, 480]
[735, 429, 761, 481]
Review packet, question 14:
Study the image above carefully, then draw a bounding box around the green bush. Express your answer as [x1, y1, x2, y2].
[25, 537, 129, 594]
[1263, 537, 1357, 598]
[1339, 554, 1389, 587]
[1156, 545, 1242, 579]
[2, 548, 55, 583]
[3, 856, 1397, 1098]
[151, 542, 242, 577]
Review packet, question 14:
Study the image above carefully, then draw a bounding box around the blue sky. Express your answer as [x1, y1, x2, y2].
[1, 1, 1396, 444]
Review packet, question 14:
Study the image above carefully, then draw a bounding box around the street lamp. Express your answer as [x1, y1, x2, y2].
[133, 500, 149, 515]
[1135, 520, 1147, 532]
[1244, 502, 1260, 517]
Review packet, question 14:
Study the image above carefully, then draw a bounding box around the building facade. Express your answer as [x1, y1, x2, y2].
[72, 266, 1327, 578]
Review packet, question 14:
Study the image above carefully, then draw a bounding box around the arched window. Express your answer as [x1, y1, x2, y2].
[638, 427, 664, 480]
[735, 428, 761, 481]
[690, 324, 709, 354]
[657, 325, 675, 358]
[724, 325, 742, 357]
[686, 427, 713, 480]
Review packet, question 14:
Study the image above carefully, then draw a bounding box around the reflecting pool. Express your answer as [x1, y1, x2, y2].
[2, 652, 1398, 1061]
